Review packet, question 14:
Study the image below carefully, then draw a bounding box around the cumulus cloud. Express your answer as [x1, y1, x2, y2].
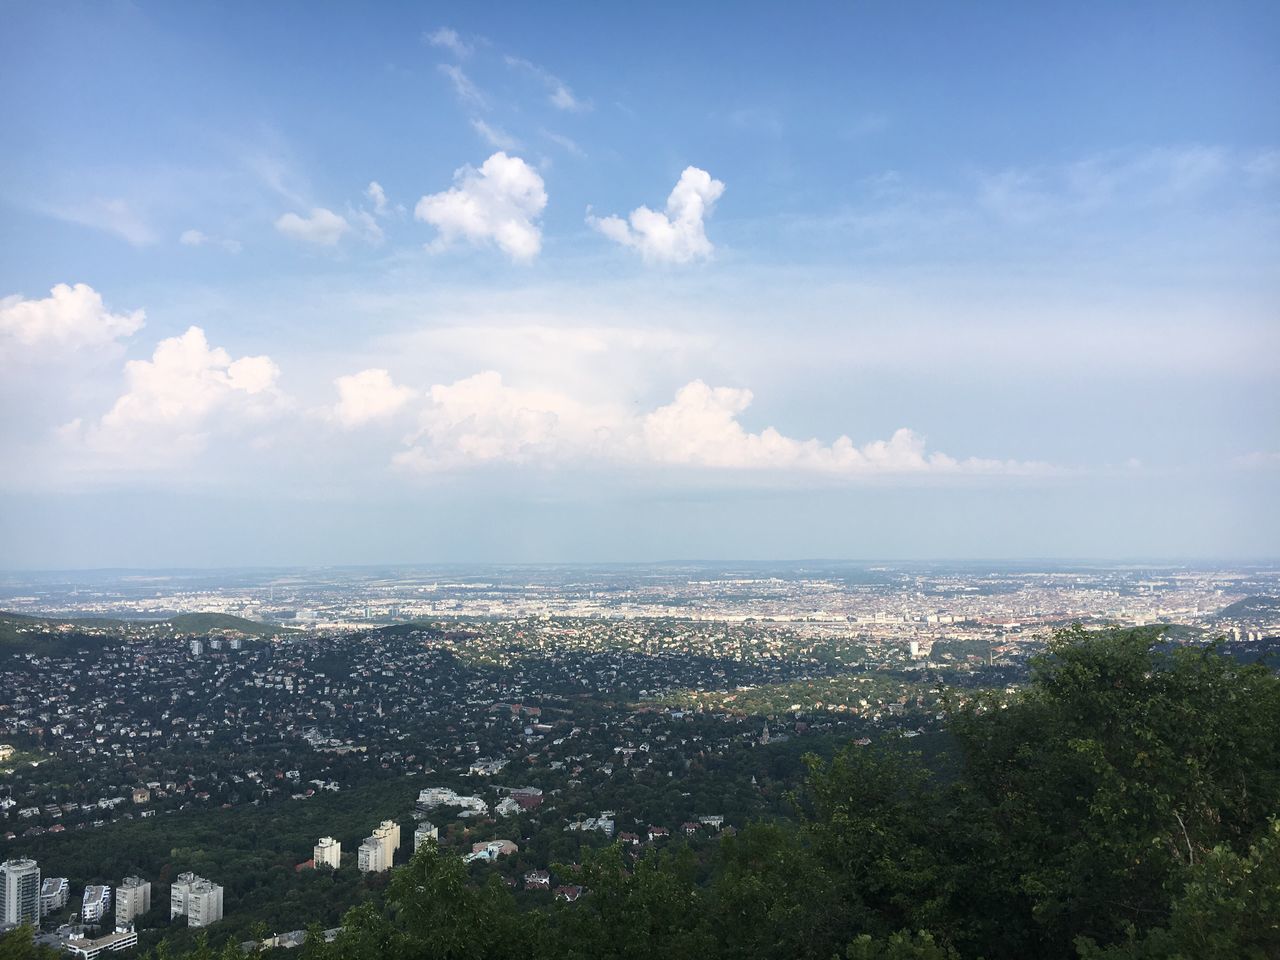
[414, 152, 547, 261]
[425, 26, 472, 58]
[274, 207, 349, 246]
[641, 381, 1019, 474]
[66, 327, 282, 461]
[589, 167, 725, 263]
[394, 371, 619, 471]
[395, 372, 1038, 478]
[333, 368, 416, 428]
[0, 283, 144, 350]
[100, 327, 279, 430]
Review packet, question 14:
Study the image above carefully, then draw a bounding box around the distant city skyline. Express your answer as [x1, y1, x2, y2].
[2, 2, 1277, 567]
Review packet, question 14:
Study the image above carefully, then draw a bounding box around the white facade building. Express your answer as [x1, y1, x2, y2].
[81, 884, 112, 923]
[41, 876, 69, 916]
[61, 928, 138, 958]
[170, 872, 223, 927]
[0, 859, 41, 926]
[115, 876, 151, 929]
[314, 837, 341, 870]
[356, 837, 387, 873]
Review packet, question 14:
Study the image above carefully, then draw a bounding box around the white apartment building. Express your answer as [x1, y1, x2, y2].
[413, 821, 438, 852]
[41, 876, 69, 916]
[170, 872, 223, 927]
[313, 837, 341, 870]
[373, 819, 400, 864]
[356, 837, 387, 873]
[115, 876, 151, 928]
[81, 884, 112, 923]
[0, 859, 41, 926]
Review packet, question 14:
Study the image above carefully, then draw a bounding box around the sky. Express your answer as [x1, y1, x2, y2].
[1, 0, 1278, 568]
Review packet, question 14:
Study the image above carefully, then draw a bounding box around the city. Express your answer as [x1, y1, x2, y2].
[1, 563, 1277, 954]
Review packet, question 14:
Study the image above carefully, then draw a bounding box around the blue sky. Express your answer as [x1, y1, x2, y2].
[1, 1, 1277, 567]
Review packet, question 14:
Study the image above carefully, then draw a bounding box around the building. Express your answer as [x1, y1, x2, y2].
[313, 837, 341, 870]
[115, 877, 151, 929]
[170, 873, 223, 927]
[413, 821, 438, 852]
[463, 840, 518, 863]
[356, 837, 387, 873]
[356, 819, 399, 872]
[40, 877, 69, 916]
[61, 928, 138, 958]
[189, 639, 204, 656]
[373, 819, 400, 863]
[81, 885, 112, 923]
[0, 858, 41, 926]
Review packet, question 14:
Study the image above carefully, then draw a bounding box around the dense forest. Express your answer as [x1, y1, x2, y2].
[4, 626, 1278, 960]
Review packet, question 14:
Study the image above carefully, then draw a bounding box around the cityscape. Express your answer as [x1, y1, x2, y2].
[2, 563, 1278, 955]
[2, 1, 1277, 958]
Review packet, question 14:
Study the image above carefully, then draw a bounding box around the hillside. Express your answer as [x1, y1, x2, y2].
[164, 612, 294, 637]
[1219, 594, 1280, 620]
[0, 610, 291, 655]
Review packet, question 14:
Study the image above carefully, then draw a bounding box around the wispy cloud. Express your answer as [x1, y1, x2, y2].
[471, 118, 520, 151]
[424, 26, 472, 58]
[44, 197, 158, 246]
[505, 55, 589, 112]
[438, 63, 487, 109]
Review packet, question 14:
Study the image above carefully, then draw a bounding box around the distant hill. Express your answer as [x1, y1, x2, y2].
[164, 612, 294, 637]
[0, 610, 291, 655]
[1218, 595, 1280, 619]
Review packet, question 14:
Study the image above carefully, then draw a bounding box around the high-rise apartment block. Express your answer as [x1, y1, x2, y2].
[170, 873, 223, 927]
[0, 859, 41, 926]
[115, 876, 151, 929]
[313, 837, 341, 870]
[357, 837, 386, 873]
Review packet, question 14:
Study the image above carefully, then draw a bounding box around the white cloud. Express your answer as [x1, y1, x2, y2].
[589, 167, 725, 263]
[471, 118, 519, 151]
[641, 381, 1022, 474]
[70, 326, 282, 460]
[395, 371, 619, 471]
[504, 56, 588, 112]
[274, 207, 349, 246]
[396, 372, 1039, 478]
[438, 64, 487, 108]
[333, 369, 416, 428]
[425, 26, 472, 58]
[414, 152, 547, 261]
[365, 181, 389, 216]
[0, 283, 144, 349]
